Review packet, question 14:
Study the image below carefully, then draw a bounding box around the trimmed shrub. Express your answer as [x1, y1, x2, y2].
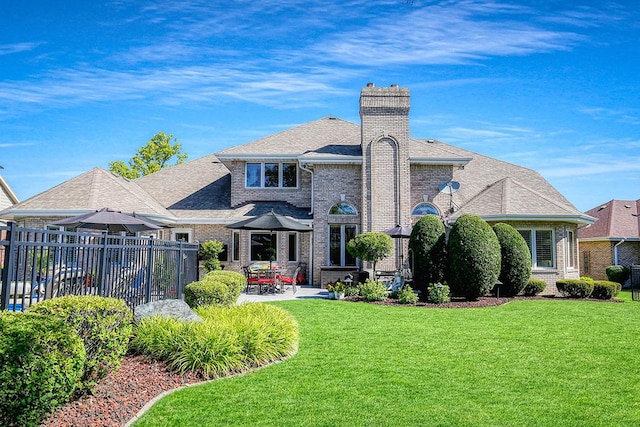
[556, 279, 594, 298]
[359, 278, 388, 302]
[130, 303, 298, 379]
[447, 214, 501, 300]
[397, 285, 419, 304]
[200, 239, 224, 272]
[0, 312, 86, 426]
[345, 283, 360, 297]
[591, 280, 622, 300]
[605, 265, 630, 286]
[521, 279, 546, 296]
[493, 223, 532, 296]
[28, 295, 133, 395]
[408, 214, 447, 295]
[426, 282, 451, 304]
[184, 270, 245, 308]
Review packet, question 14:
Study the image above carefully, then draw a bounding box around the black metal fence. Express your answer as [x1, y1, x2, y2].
[1, 222, 199, 311]
[632, 265, 640, 301]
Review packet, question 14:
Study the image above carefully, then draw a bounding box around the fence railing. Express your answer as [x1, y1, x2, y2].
[1, 222, 199, 311]
[632, 265, 640, 302]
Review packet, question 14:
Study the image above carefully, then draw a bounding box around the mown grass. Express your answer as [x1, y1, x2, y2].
[132, 292, 640, 426]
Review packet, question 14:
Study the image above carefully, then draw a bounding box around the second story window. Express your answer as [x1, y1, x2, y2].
[246, 162, 297, 188]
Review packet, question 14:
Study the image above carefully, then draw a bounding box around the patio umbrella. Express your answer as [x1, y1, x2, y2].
[384, 225, 413, 269]
[51, 208, 162, 233]
[227, 209, 311, 268]
[227, 209, 312, 232]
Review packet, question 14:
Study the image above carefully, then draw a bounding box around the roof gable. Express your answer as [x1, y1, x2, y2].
[579, 199, 640, 239]
[0, 168, 171, 219]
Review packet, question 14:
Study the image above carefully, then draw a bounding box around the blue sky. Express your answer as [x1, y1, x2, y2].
[1, 0, 638, 212]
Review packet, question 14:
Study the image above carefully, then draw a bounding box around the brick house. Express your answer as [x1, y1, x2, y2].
[0, 84, 595, 293]
[578, 199, 640, 281]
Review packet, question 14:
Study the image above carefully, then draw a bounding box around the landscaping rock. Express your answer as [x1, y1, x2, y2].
[134, 299, 203, 323]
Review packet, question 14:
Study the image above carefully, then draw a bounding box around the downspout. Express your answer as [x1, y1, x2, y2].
[614, 239, 625, 265]
[299, 161, 314, 284]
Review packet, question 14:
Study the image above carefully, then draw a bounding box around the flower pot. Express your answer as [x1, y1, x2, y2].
[327, 291, 335, 299]
[334, 292, 345, 300]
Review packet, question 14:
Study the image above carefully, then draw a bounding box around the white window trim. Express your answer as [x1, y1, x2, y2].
[518, 228, 555, 270]
[327, 224, 358, 266]
[171, 228, 192, 242]
[231, 230, 240, 262]
[566, 230, 577, 270]
[249, 231, 278, 262]
[245, 162, 299, 189]
[328, 201, 358, 216]
[411, 202, 440, 216]
[288, 232, 299, 262]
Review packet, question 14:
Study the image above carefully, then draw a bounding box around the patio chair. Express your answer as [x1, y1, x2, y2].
[242, 266, 260, 294]
[276, 265, 302, 294]
[257, 269, 277, 294]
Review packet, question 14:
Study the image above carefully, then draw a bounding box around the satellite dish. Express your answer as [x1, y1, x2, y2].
[439, 181, 460, 194]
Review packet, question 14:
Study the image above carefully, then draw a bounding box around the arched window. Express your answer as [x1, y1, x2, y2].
[412, 202, 440, 216]
[329, 202, 357, 215]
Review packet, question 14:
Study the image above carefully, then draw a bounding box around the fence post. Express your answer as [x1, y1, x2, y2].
[144, 236, 154, 304]
[1, 222, 18, 310]
[97, 234, 109, 297]
[176, 240, 184, 299]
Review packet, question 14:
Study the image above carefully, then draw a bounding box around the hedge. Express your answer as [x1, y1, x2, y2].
[556, 279, 594, 298]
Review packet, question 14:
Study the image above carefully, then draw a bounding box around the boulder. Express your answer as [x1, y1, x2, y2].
[134, 299, 203, 323]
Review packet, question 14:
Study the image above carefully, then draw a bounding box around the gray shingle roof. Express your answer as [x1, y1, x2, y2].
[0, 168, 171, 219]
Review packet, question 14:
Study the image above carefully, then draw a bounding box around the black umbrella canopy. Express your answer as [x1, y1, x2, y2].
[383, 225, 413, 238]
[51, 208, 162, 233]
[227, 209, 312, 232]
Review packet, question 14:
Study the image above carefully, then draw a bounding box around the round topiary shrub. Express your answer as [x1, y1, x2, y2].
[184, 270, 246, 308]
[27, 295, 133, 395]
[0, 312, 86, 427]
[408, 214, 447, 295]
[590, 280, 622, 299]
[521, 279, 546, 296]
[493, 223, 532, 297]
[447, 214, 501, 300]
[556, 279, 594, 298]
[605, 265, 630, 286]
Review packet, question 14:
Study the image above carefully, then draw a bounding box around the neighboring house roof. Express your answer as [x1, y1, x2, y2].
[0, 174, 19, 211]
[578, 199, 640, 240]
[0, 168, 173, 221]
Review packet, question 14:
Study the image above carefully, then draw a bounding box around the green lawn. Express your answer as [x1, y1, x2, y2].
[132, 293, 640, 426]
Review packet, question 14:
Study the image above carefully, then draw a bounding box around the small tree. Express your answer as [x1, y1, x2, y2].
[346, 232, 393, 276]
[447, 214, 501, 300]
[605, 265, 630, 286]
[109, 132, 187, 179]
[493, 222, 532, 296]
[408, 214, 447, 295]
[199, 240, 224, 272]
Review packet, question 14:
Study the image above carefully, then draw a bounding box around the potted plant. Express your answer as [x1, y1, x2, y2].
[327, 281, 346, 300]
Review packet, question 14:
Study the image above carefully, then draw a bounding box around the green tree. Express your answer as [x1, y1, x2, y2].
[493, 223, 532, 296]
[408, 214, 447, 295]
[109, 132, 187, 179]
[346, 232, 393, 276]
[447, 214, 501, 300]
[199, 240, 224, 273]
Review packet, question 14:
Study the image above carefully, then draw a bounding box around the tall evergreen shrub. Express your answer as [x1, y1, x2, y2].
[408, 214, 447, 295]
[447, 214, 501, 300]
[493, 223, 532, 296]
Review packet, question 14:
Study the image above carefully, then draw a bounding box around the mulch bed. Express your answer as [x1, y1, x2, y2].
[42, 294, 623, 426]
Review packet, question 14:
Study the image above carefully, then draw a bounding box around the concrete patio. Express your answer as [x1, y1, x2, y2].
[237, 285, 328, 303]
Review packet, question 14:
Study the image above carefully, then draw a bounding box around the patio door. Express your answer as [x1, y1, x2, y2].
[329, 224, 357, 266]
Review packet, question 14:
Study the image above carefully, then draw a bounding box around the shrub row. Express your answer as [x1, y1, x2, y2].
[1, 296, 132, 426]
[556, 278, 621, 299]
[129, 303, 298, 379]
